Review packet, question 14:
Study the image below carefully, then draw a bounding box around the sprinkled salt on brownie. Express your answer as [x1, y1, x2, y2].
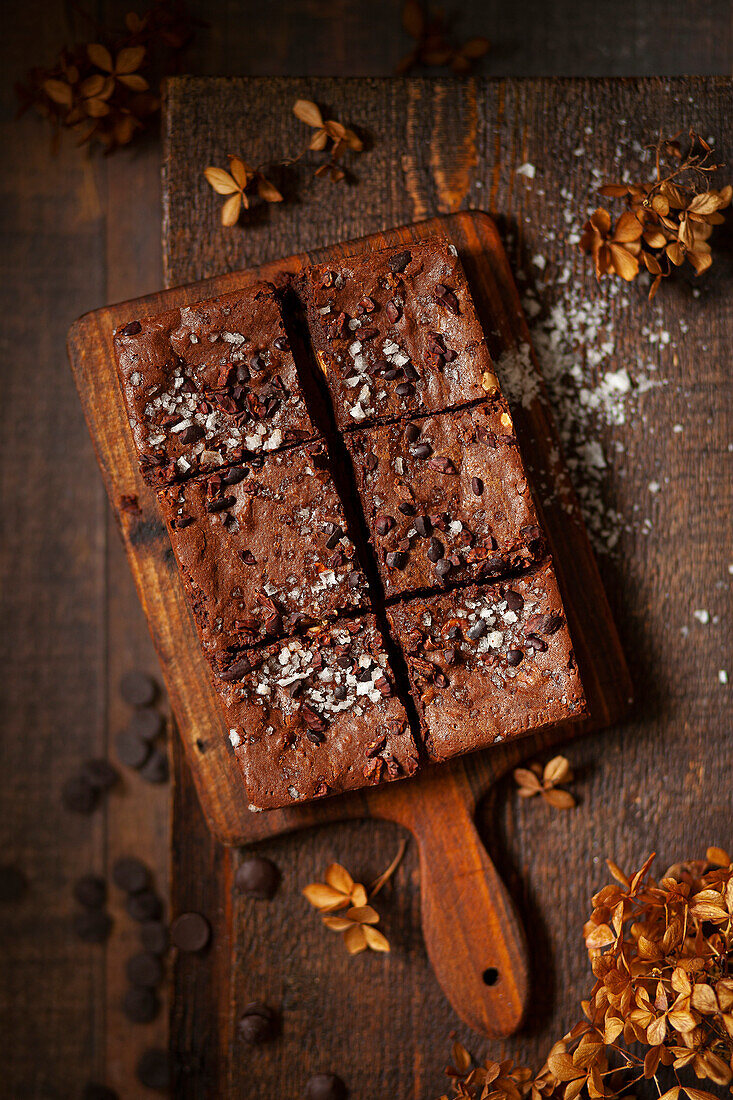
[218, 616, 419, 810]
[387, 560, 586, 762]
[157, 442, 371, 671]
[302, 237, 500, 431]
[347, 401, 544, 596]
[114, 282, 317, 486]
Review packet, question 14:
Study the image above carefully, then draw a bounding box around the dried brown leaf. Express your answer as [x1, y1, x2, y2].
[204, 166, 239, 195]
[542, 788, 577, 810]
[87, 43, 114, 72]
[543, 755, 572, 786]
[219, 193, 242, 227]
[293, 98, 323, 129]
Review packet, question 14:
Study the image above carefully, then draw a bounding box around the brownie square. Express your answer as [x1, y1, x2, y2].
[114, 282, 318, 486]
[157, 442, 371, 672]
[346, 401, 544, 597]
[219, 616, 419, 810]
[387, 561, 586, 762]
[302, 237, 500, 431]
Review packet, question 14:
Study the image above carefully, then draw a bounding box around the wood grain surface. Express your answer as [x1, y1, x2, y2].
[1, 0, 731, 1093]
[67, 207, 632, 1038]
[163, 76, 732, 1098]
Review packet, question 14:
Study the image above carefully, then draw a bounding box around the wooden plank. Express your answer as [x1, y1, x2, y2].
[103, 148, 172, 1099]
[161, 76, 732, 1098]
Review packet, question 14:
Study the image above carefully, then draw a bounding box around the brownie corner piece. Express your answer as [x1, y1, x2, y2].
[387, 560, 586, 762]
[157, 440, 372, 669]
[218, 615, 419, 810]
[113, 280, 318, 486]
[346, 401, 544, 597]
[302, 236, 498, 430]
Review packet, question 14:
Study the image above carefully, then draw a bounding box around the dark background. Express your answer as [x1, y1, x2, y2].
[1, 2, 732, 1098]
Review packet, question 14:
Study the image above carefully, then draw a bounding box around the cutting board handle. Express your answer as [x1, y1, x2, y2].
[387, 768, 528, 1037]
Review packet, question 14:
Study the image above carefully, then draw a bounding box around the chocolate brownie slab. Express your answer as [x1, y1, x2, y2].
[157, 442, 371, 671]
[386, 561, 586, 762]
[302, 237, 500, 430]
[219, 616, 419, 810]
[346, 401, 544, 597]
[114, 282, 317, 486]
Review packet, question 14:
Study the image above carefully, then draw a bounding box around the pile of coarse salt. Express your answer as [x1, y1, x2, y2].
[496, 131, 682, 554]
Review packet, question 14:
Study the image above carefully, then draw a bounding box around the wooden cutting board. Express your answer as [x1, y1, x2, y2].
[67, 210, 632, 1038]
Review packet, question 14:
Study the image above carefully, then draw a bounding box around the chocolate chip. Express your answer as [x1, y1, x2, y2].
[135, 1048, 170, 1092]
[434, 284, 459, 314]
[444, 647, 460, 666]
[411, 443, 432, 459]
[123, 987, 160, 1024]
[83, 1083, 119, 1100]
[74, 874, 107, 909]
[115, 730, 150, 770]
[383, 367, 400, 380]
[0, 864, 27, 903]
[112, 857, 150, 894]
[219, 657, 252, 682]
[120, 320, 141, 336]
[127, 891, 163, 923]
[526, 612, 561, 635]
[388, 249, 411, 273]
[471, 477, 484, 496]
[234, 856, 280, 900]
[126, 951, 164, 987]
[74, 909, 113, 944]
[505, 590, 524, 612]
[435, 558, 451, 577]
[249, 353, 265, 372]
[526, 632, 547, 652]
[139, 749, 169, 785]
[140, 920, 168, 954]
[375, 515, 394, 536]
[395, 382, 414, 396]
[81, 758, 119, 791]
[222, 465, 247, 484]
[305, 1072, 348, 1100]
[206, 494, 236, 513]
[480, 555, 507, 577]
[506, 649, 524, 666]
[429, 455, 456, 474]
[237, 1001, 279, 1044]
[129, 708, 164, 742]
[404, 423, 420, 442]
[325, 525, 343, 550]
[398, 501, 416, 516]
[370, 358, 390, 375]
[467, 620, 487, 640]
[403, 363, 420, 381]
[239, 549, 256, 565]
[414, 515, 432, 537]
[119, 671, 157, 707]
[386, 551, 407, 569]
[427, 537, 444, 563]
[273, 336, 289, 351]
[61, 775, 99, 815]
[179, 423, 205, 444]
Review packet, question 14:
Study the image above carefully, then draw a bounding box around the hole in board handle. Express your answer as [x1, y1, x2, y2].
[482, 967, 499, 986]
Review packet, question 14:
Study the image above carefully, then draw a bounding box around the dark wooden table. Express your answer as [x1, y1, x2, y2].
[1, 4, 732, 1098]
